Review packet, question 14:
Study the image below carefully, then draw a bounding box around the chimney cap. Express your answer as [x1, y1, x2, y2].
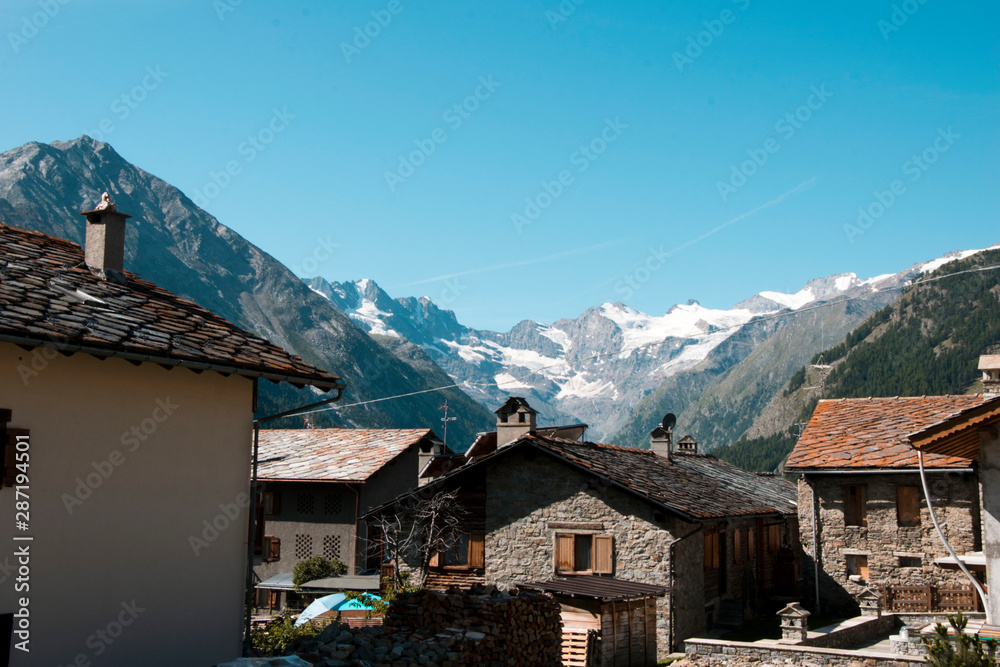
[980, 355, 1000, 371]
[80, 192, 131, 222]
[494, 396, 537, 416]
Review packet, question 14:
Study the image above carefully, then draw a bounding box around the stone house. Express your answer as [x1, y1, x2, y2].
[785, 395, 985, 616]
[253, 428, 445, 609]
[369, 398, 798, 657]
[907, 357, 1000, 634]
[0, 205, 343, 666]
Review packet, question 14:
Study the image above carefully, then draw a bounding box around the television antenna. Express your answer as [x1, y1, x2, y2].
[439, 400, 458, 449]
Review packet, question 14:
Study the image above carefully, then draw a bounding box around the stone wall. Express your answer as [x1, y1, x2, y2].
[798, 614, 898, 649]
[799, 472, 980, 614]
[685, 637, 926, 666]
[482, 451, 683, 657]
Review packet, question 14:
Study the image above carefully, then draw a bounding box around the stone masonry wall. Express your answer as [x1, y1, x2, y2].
[684, 637, 926, 666]
[482, 451, 685, 658]
[799, 472, 980, 615]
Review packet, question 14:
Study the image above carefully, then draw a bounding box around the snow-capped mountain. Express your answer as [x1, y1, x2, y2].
[308, 244, 996, 441]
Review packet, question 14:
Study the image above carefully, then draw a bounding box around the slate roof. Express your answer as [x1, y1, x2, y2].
[0, 223, 342, 390]
[464, 423, 588, 461]
[257, 428, 437, 482]
[784, 396, 983, 471]
[534, 436, 793, 520]
[670, 452, 797, 515]
[384, 432, 795, 522]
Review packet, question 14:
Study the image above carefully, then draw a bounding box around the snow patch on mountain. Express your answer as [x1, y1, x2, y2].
[307, 242, 997, 439]
[599, 302, 756, 352]
[557, 374, 617, 399]
[917, 247, 990, 275]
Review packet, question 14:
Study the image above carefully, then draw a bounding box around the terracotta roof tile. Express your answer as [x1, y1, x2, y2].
[785, 396, 983, 471]
[257, 428, 436, 481]
[0, 223, 342, 389]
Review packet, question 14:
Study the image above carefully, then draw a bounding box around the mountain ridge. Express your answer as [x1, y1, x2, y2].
[0, 136, 495, 446]
[309, 245, 996, 443]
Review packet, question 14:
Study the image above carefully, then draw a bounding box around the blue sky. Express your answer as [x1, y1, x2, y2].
[1, 0, 997, 330]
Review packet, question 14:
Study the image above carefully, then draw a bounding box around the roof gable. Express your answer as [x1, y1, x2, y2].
[0, 223, 341, 389]
[785, 396, 982, 470]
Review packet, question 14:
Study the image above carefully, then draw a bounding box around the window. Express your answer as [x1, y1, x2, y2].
[556, 533, 612, 574]
[897, 486, 920, 527]
[846, 554, 869, 580]
[704, 531, 720, 568]
[899, 556, 921, 568]
[323, 535, 341, 560]
[262, 492, 281, 516]
[430, 532, 485, 570]
[844, 485, 867, 527]
[324, 493, 342, 515]
[295, 534, 313, 559]
[263, 535, 281, 562]
[297, 492, 314, 515]
[443, 533, 470, 567]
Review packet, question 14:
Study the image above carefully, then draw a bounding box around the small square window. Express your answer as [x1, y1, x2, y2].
[846, 554, 869, 580]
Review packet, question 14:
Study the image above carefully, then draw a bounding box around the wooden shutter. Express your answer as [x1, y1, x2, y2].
[556, 534, 575, 572]
[593, 535, 613, 574]
[858, 555, 869, 580]
[265, 536, 280, 561]
[748, 528, 754, 559]
[845, 485, 868, 526]
[428, 551, 440, 567]
[704, 531, 720, 568]
[734, 529, 741, 562]
[468, 533, 485, 569]
[897, 486, 920, 526]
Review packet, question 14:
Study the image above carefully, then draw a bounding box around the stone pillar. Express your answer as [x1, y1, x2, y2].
[980, 427, 1000, 634]
[858, 586, 882, 617]
[778, 602, 810, 642]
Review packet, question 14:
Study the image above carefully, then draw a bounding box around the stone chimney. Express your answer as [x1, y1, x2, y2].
[417, 435, 446, 485]
[80, 192, 131, 275]
[981, 355, 1000, 400]
[677, 435, 698, 454]
[649, 414, 675, 459]
[495, 397, 537, 447]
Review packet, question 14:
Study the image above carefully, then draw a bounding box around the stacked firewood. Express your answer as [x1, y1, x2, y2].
[282, 585, 562, 666]
[383, 586, 563, 665]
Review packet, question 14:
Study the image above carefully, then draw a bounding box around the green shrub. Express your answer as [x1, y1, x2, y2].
[250, 613, 321, 656]
[292, 556, 347, 591]
[922, 611, 997, 667]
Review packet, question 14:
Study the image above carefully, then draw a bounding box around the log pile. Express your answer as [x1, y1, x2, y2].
[282, 585, 562, 666]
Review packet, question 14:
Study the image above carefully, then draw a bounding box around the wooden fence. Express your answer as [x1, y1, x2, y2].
[882, 585, 979, 613]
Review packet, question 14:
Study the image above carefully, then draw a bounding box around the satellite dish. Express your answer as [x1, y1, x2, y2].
[662, 413, 676, 430]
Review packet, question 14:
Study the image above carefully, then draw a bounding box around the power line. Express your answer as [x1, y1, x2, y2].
[297, 261, 1000, 417]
